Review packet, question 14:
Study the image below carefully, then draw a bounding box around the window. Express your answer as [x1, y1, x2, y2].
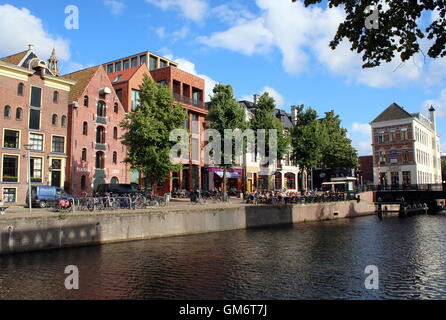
[116, 89, 123, 102]
[97, 101, 106, 117]
[2, 188, 16, 203]
[96, 126, 106, 144]
[149, 55, 157, 70]
[114, 103, 118, 113]
[131, 90, 140, 111]
[29, 109, 40, 130]
[18, 83, 24, 96]
[285, 173, 296, 189]
[30, 86, 42, 108]
[160, 60, 167, 68]
[131, 57, 138, 68]
[192, 114, 199, 134]
[2, 155, 19, 182]
[403, 171, 411, 185]
[53, 91, 59, 103]
[275, 172, 282, 190]
[115, 61, 122, 72]
[140, 55, 147, 65]
[112, 75, 122, 84]
[113, 127, 118, 140]
[82, 122, 88, 136]
[95, 151, 105, 169]
[52, 136, 65, 153]
[81, 148, 87, 161]
[113, 151, 117, 164]
[16, 107, 23, 120]
[391, 172, 399, 185]
[3, 130, 19, 149]
[378, 131, 385, 143]
[107, 64, 114, 74]
[111, 177, 119, 184]
[84, 95, 89, 107]
[30, 157, 42, 183]
[52, 114, 58, 125]
[192, 138, 199, 161]
[4, 105, 11, 118]
[61, 115, 67, 127]
[123, 59, 130, 70]
[29, 133, 43, 151]
[81, 175, 86, 190]
[158, 80, 167, 87]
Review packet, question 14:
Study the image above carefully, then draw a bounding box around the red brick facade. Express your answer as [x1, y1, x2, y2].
[64, 67, 128, 196]
[0, 57, 73, 204]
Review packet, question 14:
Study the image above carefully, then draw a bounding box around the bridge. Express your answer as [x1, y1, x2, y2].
[362, 184, 446, 212]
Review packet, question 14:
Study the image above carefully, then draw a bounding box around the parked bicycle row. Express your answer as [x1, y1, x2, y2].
[246, 191, 359, 205]
[49, 193, 168, 213]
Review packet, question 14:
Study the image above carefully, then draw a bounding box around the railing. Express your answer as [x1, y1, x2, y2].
[358, 184, 444, 192]
[173, 93, 206, 110]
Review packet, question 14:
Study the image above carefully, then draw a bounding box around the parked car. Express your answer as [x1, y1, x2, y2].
[25, 186, 76, 208]
[95, 184, 140, 196]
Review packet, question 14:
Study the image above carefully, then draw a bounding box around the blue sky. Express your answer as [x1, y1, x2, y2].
[0, 0, 445, 156]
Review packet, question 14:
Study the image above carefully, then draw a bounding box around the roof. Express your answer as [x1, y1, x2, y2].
[107, 66, 142, 84]
[371, 103, 413, 123]
[0, 50, 28, 65]
[238, 100, 294, 128]
[63, 66, 101, 101]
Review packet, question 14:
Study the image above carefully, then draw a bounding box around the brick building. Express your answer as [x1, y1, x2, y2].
[357, 155, 374, 186]
[103, 51, 208, 194]
[63, 66, 128, 195]
[371, 103, 442, 186]
[0, 46, 75, 204]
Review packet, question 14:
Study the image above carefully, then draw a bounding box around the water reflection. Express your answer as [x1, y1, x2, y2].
[1, 215, 446, 300]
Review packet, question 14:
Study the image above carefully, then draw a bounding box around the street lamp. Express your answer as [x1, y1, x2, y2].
[23, 144, 33, 213]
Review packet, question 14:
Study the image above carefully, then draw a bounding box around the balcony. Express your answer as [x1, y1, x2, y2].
[173, 93, 206, 110]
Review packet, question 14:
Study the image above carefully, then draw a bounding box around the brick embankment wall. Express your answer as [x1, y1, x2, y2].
[0, 196, 375, 255]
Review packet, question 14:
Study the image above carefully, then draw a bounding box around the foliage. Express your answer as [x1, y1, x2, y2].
[249, 93, 290, 161]
[303, 0, 446, 68]
[120, 74, 187, 188]
[207, 84, 248, 191]
[320, 111, 359, 170]
[291, 106, 358, 171]
[291, 105, 328, 170]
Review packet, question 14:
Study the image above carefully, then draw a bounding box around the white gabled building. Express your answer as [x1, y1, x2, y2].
[371, 103, 442, 186]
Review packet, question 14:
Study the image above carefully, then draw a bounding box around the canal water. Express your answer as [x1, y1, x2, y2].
[1, 215, 446, 300]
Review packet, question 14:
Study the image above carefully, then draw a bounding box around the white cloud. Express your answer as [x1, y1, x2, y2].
[0, 4, 70, 61]
[172, 26, 190, 41]
[164, 54, 218, 101]
[423, 88, 446, 118]
[199, 17, 274, 56]
[349, 122, 372, 156]
[199, 0, 440, 88]
[145, 0, 208, 22]
[155, 27, 166, 39]
[210, 4, 255, 25]
[103, 0, 125, 16]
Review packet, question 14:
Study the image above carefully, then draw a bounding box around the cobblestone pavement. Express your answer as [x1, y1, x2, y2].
[0, 198, 254, 221]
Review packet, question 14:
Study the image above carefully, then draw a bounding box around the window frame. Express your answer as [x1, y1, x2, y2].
[51, 135, 66, 154]
[29, 132, 44, 152]
[29, 86, 42, 108]
[2, 187, 17, 203]
[1, 154, 20, 183]
[3, 129, 20, 149]
[4, 105, 11, 118]
[30, 156, 44, 184]
[17, 83, 24, 96]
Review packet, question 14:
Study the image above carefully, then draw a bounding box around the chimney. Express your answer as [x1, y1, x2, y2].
[291, 106, 298, 125]
[429, 105, 437, 132]
[253, 94, 259, 105]
[28, 44, 34, 51]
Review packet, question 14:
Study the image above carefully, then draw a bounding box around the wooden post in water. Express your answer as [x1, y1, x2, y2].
[377, 197, 383, 219]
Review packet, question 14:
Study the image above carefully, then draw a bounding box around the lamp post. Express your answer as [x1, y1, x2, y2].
[23, 144, 33, 213]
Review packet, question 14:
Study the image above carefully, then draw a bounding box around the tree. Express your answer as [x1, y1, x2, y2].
[442, 159, 446, 182]
[250, 93, 290, 162]
[302, 0, 446, 68]
[250, 93, 291, 190]
[120, 74, 187, 193]
[207, 84, 248, 194]
[320, 111, 359, 170]
[290, 105, 328, 171]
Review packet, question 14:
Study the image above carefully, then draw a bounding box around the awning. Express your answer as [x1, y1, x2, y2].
[215, 172, 242, 179]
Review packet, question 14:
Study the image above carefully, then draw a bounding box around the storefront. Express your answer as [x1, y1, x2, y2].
[206, 168, 243, 191]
